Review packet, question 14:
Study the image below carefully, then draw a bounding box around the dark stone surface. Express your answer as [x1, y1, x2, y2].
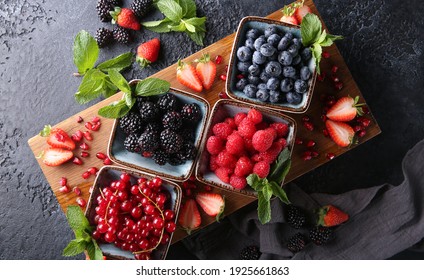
[0, 0, 423, 259]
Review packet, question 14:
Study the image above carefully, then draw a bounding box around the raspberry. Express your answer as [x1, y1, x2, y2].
[230, 175, 247, 190]
[215, 167, 233, 183]
[238, 118, 256, 139]
[276, 138, 287, 149]
[216, 150, 237, 169]
[264, 127, 277, 140]
[247, 108, 263, 124]
[258, 141, 283, 163]
[234, 156, 253, 177]
[224, 117, 237, 129]
[253, 161, 270, 178]
[270, 122, 289, 138]
[206, 136, 224, 155]
[252, 130, 274, 152]
[209, 155, 218, 171]
[234, 112, 247, 126]
[255, 121, 269, 130]
[226, 132, 245, 155]
[213, 122, 233, 139]
[244, 138, 256, 154]
[251, 153, 262, 162]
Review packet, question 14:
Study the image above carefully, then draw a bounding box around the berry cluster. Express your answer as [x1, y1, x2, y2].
[119, 93, 202, 166]
[234, 25, 314, 105]
[91, 172, 177, 260]
[206, 108, 289, 190]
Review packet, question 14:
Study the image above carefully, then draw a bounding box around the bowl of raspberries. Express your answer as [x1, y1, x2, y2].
[226, 16, 317, 113]
[195, 99, 296, 197]
[108, 85, 209, 182]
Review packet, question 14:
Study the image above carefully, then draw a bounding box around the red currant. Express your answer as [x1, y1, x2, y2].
[131, 207, 142, 219]
[163, 210, 175, 221]
[165, 221, 176, 233]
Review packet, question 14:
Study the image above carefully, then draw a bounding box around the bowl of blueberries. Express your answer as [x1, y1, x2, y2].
[226, 16, 317, 113]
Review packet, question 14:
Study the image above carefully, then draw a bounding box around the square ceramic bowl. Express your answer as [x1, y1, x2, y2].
[85, 166, 182, 260]
[108, 84, 210, 182]
[226, 16, 317, 114]
[195, 99, 296, 197]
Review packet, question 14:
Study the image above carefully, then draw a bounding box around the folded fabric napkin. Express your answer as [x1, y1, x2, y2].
[182, 139, 424, 259]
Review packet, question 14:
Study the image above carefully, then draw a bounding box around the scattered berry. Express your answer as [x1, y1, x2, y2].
[110, 7, 140, 30]
[286, 205, 306, 229]
[95, 27, 114, 48]
[96, 0, 113, 22]
[113, 26, 131, 44]
[287, 233, 307, 253]
[309, 226, 333, 245]
[239, 246, 261, 260]
[317, 205, 349, 227]
[136, 38, 160, 68]
[131, 0, 153, 18]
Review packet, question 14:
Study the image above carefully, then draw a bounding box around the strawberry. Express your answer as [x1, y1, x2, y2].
[111, 7, 140, 31]
[41, 125, 76, 151]
[325, 120, 355, 148]
[280, 0, 303, 25]
[136, 38, 160, 68]
[317, 205, 349, 227]
[280, 15, 299, 25]
[195, 53, 217, 90]
[42, 148, 74, 167]
[178, 199, 201, 234]
[326, 96, 365, 122]
[294, 5, 312, 23]
[195, 192, 225, 221]
[176, 60, 203, 93]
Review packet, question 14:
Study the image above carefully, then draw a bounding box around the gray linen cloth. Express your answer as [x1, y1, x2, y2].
[182, 139, 424, 259]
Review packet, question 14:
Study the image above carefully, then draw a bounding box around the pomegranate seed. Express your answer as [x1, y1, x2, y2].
[331, 66, 339, 73]
[323, 129, 329, 137]
[321, 114, 327, 122]
[334, 82, 344, 91]
[219, 74, 227, 81]
[76, 197, 86, 208]
[142, 151, 152, 158]
[72, 157, 83, 165]
[71, 134, 81, 142]
[357, 117, 371, 128]
[59, 185, 70, 194]
[83, 131, 93, 141]
[88, 167, 98, 175]
[317, 72, 326, 82]
[353, 125, 363, 133]
[215, 55, 223, 65]
[236, 74, 245, 79]
[358, 130, 366, 138]
[225, 65, 228, 71]
[311, 151, 319, 158]
[295, 138, 303, 145]
[59, 177, 67, 187]
[302, 153, 312, 161]
[362, 106, 370, 114]
[73, 187, 82, 196]
[96, 152, 107, 160]
[323, 51, 330, 58]
[103, 157, 112, 165]
[85, 122, 93, 130]
[91, 122, 101, 131]
[91, 116, 100, 123]
[82, 171, 90, 179]
[303, 121, 314, 131]
[326, 153, 335, 160]
[306, 140, 316, 147]
[219, 91, 228, 99]
[326, 99, 336, 107]
[301, 115, 310, 122]
[332, 76, 340, 83]
[80, 151, 89, 158]
[76, 116, 83, 123]
[80, 142, 89, 150]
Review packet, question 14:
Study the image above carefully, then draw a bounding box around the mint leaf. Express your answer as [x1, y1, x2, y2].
[257, 191, 271, 224]
[184, 17, 206, 31]
[98, 99, 131, 119]
[269, 181, 290, 204]
[246, 173, 261, 190]
[75, 69, 106, 104]
[182, 20, 195, 32]
[97, 52, 133, 73]
[62, 239, 87, 257]
[311, 43, 322, 74]
[108, 69, 131, 94]
[301, 13, 322, 47]
[157, 0, 183, 22]
[169, 22, 187, 32]
[66, 206, 90, 233]
[269, 148, 291, 183]
[103, 77, 119, 98]
[39, 125, 52, 137]
[124, 92, 135, 108]
[262, 184, 273, 201]
[73, 30, 99, 75]
[187, 30, 205, 46]
[134, 78, 170, 97]
[142, 18, 173, 33]
[86, 240, 104, 260]
[176, 0, 196, 18]
[274, 159, 291, 186]
[327, 34, 344, 42]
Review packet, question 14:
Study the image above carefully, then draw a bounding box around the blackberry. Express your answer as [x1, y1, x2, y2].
[138, 131, 159, 152]
[157, 93, 178, 112]
[95, 28, 114, 48]
[286, 205, 306, 229]
[96, 0, 113, 22]
[144, 122, 162, 134]
[124, 133, 141, 153]
[176, 142, 196, 161]
[239, 246, 261, 260]
[113, 26, 130, 44]
[160, 129, 183, 154]
[152, 150, 169, 166]
[168, 155, 185, 166]
[109, 0, 122, 6]
[119, 112, 143, 134]
[309, 226, 333, 246]
[139, 101, 160, 123]
[181, 103, 201, 123]
[180, 127, 195, 142]
[162, 111, 183, 131]
[131, 0, 153, 18]
[287, 233, 307, 253]
[136, 96, 151, 109]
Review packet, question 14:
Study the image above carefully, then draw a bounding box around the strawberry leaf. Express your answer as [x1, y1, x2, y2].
[39, 125, 52, 137]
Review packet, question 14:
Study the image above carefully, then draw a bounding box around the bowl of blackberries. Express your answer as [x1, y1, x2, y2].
[108, 84, 210, 182]
[226, 16, 317, 113]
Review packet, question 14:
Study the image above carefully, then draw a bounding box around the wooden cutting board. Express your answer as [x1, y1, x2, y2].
[28, 0, 381, 244]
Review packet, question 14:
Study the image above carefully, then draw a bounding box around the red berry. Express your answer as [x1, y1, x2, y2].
[301, 115, 310, 122]
[303, 121, 314, 131]
[269, 122, 289, 138]
[295, 137, 303, 145]
[103, 157, 112, 165]
[206, 136, 224, 155]
[234, 112, 247, 126]
[59, 177, 67, 187]
[80, 151, 89, 158]
[215, 55, 223, 65]
[229, 175, 247, 190]
[332, 65, 339, 73]
[152, 177, 162, 187]
[163, 210, 175, 221]
[226, 132, 245, 155]
[326, 153, 336, 160]
[83, 131, 93, 141]
[76, 197, 86, 208]
[332, 76, 340, 83]
[311, 150, 319, 158]
[302, 153, 312, 161]
[73, 187, 82, 196]
[358, 130, 366, 138]
[323, 51, 330, 58]
[247, 108, 263, 124]
[353, 125, 363, 132]
[72, 156, 83, 165]
[91, 122, 101, 131]
[165, 221, 176, 233]
[252, 130, 274, 152]
[216, 150, 237, 168]
[306, 140, 316, 147]
[59, 185, 70, 193]
[236, 74, 245, 79]
[96, 152, 106, 160]
[215, 167, 233, 183]
[357, 117, 371, 128]
[253, 161, 270, 178]
[88, 167, 98, 175]
[219, 74, 227, 81]
[82, 171, 90, 179]
[76, 116, 83, 123]
[212, 122, 233, 139]
[234, 156, 253, 177]
[80, 142, 89, 150]
[238, 118, 256, 139]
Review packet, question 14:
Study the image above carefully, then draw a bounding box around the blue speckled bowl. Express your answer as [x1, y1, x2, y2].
[108, 83, 210, 182]
[226, 16, 317, 114]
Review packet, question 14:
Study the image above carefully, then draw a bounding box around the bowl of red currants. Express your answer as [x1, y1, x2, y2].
[85, 166, 182, 260]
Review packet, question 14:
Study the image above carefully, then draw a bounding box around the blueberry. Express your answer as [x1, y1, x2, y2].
[254, 36, 266, 51]
[280, 78, 294, 92]
[243, 84, 257, 98]
[287, 44, 299, 57]
[245, 38, 255, 50]
[256, 89, 270, 102]
[237, 61, 251, 73]
[284, 32, 293, 41]
[236, 78, 248, 91]
[265, 61, 282, 77]
[260, 43, 276, 57]
[257, 83, 267, 91]
[267, 34, 281, 47]
[278, 51, 293, 66]
[292, 55, 302, 66]
[248, 64, 261, 76]
[277, 36, 291, 51]
[266, 77, 280, 91]
[248, 74, 261, 85]
[264, 25, 279, 38]
[269, 90, 282, 103]
[286, 92, 302, 104]
[294, 79, 308, 93]
[237, 46, 253, 62]
[300, 47, 312, 62]
[246, 28, 261, 39]
[252, 51, 266, 65]
[283, 66, 296, 78]
[260, 71, 271, 82]
[267, 52, 278, 62]
[300, 66, 311, 81]
[292, 38, 302, 48]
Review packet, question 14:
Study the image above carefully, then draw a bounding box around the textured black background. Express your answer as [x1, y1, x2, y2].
[0, 0, 423, 260]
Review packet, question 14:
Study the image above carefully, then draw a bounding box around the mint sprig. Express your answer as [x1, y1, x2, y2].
[247, 148, 292, 224]
[142, 0, 207, 46]
[73, 30, 99, 75]
[63, 206, 103, 260]
[300, 13, 343, 74]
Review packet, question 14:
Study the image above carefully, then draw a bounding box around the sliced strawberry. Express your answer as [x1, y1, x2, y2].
[195, 192, 225, 221]
[326, 96, 364, 122]
[317, 205, 349, 227]
[176, 60, 203, 93]
[325, 120, 355, 148]
[136, 38, 160, 68]
[42, 148, 74, 166]
[294, 5, 312, 23]
[178, 199, 201, 234]
[44, 127, 76, 150]
[195, 53, 217, 90]
[280, 15, 299, 25]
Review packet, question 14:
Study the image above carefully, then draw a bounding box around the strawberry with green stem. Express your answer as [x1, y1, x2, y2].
[326, 96, 365, 122]
[136, 38, 160, 68]
[110, 7, 141, 31]
[317, 205, 349, 227]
